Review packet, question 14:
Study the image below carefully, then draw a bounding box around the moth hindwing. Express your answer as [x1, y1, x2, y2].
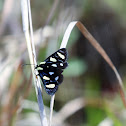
[35, 48, 68, 95]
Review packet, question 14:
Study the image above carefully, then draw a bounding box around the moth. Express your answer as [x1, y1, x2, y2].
[35, 48, 68, 95]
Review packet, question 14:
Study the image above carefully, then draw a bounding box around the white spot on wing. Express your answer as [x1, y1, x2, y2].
[51, 64, 57, 67]
[43, 76, 50, 80]
[60, 63, 63, 66]
[49, 72, 54, 75]
[55, 76, 59, 81]
[46, 84, 55, 88]
[50, 57, 57, 62]
[36, 67, 43, 70]
[57, 52, 65, 59]
[40, 62, 46, 64]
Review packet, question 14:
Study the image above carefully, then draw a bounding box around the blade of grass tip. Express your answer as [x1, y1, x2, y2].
[49, 21, 78, 126]
[21, 0, 48, 125]
[76, 21, 126, 107]
[58, 21, 126, 107]
[60, 21, 77, 48]
[76, 22, 123, 88]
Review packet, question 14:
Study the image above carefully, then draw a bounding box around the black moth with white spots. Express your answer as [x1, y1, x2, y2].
[35, 48, 68, 95]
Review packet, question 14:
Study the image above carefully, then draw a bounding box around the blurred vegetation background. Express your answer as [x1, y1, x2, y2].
[0, 0, 126, 126]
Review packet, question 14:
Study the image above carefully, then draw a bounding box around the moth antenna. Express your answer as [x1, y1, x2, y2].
[21, 63, 35, 68]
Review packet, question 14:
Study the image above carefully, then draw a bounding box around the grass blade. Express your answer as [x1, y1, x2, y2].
[76, 21, 126, 107]
[59, 21, 126, 107]
[21, 0, 48, 125]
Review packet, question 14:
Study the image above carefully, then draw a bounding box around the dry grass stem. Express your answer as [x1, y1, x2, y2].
[21, 0, 48, 125]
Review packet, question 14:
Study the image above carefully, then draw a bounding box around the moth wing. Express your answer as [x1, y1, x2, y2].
[40, 67, 64, 95]
[36, 48, 68, 95]
[45, 48, 68, 63]
[38, 71, 58, 95]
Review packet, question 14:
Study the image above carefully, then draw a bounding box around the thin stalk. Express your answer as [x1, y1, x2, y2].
[49, 95, 55, 126]
[49, 21, 78, 126]
[27, 0, 37, 65]
[21, 0, 48, 125]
